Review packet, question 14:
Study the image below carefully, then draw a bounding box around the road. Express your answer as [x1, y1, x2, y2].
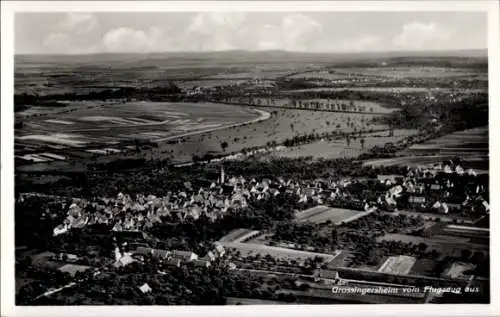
[233, 267, 411, 288]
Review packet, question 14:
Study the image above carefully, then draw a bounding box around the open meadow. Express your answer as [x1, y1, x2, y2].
[154, 107, 388, 163]
[272, 129, 418, 160]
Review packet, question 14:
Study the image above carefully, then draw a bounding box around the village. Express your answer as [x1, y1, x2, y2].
[15, 154, 490, 304]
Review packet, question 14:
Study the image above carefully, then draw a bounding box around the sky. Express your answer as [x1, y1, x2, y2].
[15, 12, 487, 54]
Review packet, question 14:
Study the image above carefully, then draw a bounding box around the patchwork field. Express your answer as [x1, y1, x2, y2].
[18, 101, 262, 140]
[332, 66, 486, 79]
[15, 101, 267, 164]
[404, 126, 488, 156]
[219, 242, 340, 264]
[362, 126, 489, 172]
[295, 205, 371, 225]
[15, 97, 393, 169]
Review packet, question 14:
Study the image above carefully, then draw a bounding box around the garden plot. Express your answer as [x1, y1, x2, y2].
[378, 255, 416, 275]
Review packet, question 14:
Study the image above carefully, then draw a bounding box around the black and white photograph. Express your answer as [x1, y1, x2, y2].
[1, 1, 499, 316]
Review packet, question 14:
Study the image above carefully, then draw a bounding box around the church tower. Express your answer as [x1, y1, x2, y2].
[220, 166, 225, 184]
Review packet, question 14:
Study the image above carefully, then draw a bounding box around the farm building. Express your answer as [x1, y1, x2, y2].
[113, 254, 136, 268]
[135, 247, 153, 255]
[152, 249, 171, 259]
[172, 250, 198, 262]
[408, 196, 426, 205]
[132, 247, 171, 259]
[202, 251, 216, 261]
[213, 243, 226, 257]
[377, 175, 404, 185]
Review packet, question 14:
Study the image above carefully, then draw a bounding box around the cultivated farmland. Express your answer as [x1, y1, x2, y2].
[363, 126, 489, 172]
[295, 205, 372, 225]
[376, 233, 489, 256]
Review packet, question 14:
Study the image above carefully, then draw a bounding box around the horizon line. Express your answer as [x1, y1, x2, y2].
[15, 48, 488, 57]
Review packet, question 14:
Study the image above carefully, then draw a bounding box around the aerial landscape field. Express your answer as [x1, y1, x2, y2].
[10, 10, 491, 308]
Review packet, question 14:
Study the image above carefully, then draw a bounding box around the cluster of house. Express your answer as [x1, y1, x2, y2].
[378, 162, 489, 215]
[52, 167, 365, 236]
[51, 160, 488, 238]
[113, 241, 226, 270]
[186, 79, 277, 99]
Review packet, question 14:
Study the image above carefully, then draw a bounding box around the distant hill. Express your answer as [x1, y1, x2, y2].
[15, 49, 487, 68]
